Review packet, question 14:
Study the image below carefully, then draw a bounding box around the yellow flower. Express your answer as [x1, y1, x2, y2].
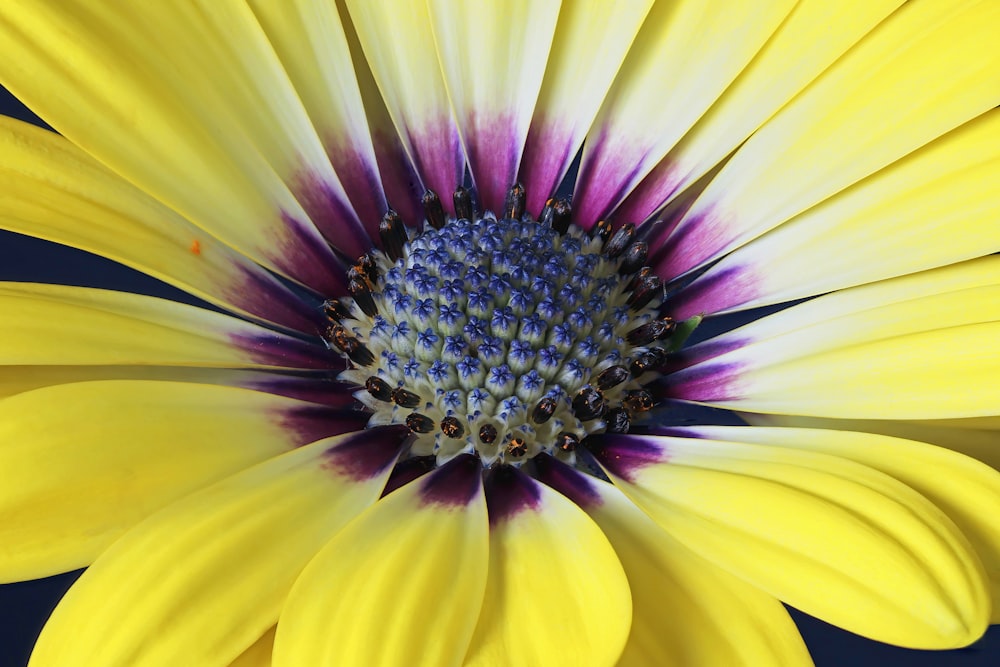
[0, 1, 999, 665]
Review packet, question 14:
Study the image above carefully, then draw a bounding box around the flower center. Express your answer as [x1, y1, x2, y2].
[325, 186, 685, 470]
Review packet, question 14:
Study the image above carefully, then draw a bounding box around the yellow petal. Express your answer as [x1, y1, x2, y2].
[616, 0, 903, 225]
[592, 434, 990, 648]
[463, 466, 631, 667]
[0, 380, 360, 582]
[0, 282, 333, 370]
[532, 456, 811, 666]
[273, 454, 488, 667]
[427, 0, 560, 214]
[0, 116, 318, 330]
[662, 0, 1000, 278]
[229, 629, 274, 667]
[678, 424, 1000, 623]
[668, 257, 1000, 419]
[248, 0, 388, 236]
[29, 428, 407, 667]
[671, 108, 1000, 316]
[520, 0, 653, 215]
[572, 0, 796, 226]
[0, 1, 363, 289]
[344, 0, 465, 211]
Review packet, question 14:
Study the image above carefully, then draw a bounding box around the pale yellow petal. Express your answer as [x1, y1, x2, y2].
[464, 466, 631, 667]
[229, 629, 274, 667]
[273, 455, 488, 667]
[0, 1, 363, 289]
[0, 116, 316, 330]
[662, 0, 1000, 278]
[593, 435, 990, 648]
[28, 428, 406, 666]
[0, 282, 332, 370]
[572, 0, 796, 226]
[0, 380, 357, 582]
[680, 424, 1000, 623]
[427, 0, 560, 214]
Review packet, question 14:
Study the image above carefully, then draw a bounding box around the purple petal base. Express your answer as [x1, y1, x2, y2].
[274, 213, 350, 297]
[247, 374, 354, 407]
[666, 264, 761, 320]
[231, 266, 327, 334]
[322, 424, 410, 481]
[406, 119, 465, 217]
[419, 453, 483, 508]
[588, 434, 667, 482]
[531, 454, 603, 510]
[278, 404, 369, 446]
[519, 119, 573, 217]
[464, 110, 519, 216]
[326, 137, 389, 243]
[573, 126, 649, 229]
[292, 171, 373, 261]
[231, 331, 341, 370]
[660, 361, 744, 404]
[483, 464, 541, 526]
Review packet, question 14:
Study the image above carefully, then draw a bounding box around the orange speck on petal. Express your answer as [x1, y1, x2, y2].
[189, 239, 201, 255]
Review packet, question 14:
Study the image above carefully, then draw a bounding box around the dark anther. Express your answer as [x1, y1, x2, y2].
[626, 317, 676, 346]
[440, 416, 465, 439]
[358, 253, 379, 283]
[550, 198, 572, 235]
[531, 397, 557, 424]
[593, 219, 613, 246]
[504, 182, 526, 220]
[623, 389, 654, 412]
[604, 223, 636, 259]
[379, 209, 407, 262]
[619, 242, 648, 275]
[605, 407, 631, 434]
[322, 299, 351, 323]
[572, 386, 606, 421]
[507, 437, 527, 457]
[328, 323, 375, 366]
[626, 266, 652, 293]
[405, 412, 435, 434]
[629, 347, 668, 375]
[479, 423, 498, 445]
[391, 387, 422, 408]
[348, 278, 378, 317]
[421, 189, 446, 229]
[626, 275, 663, 310]
[595, 365, 629, 391]
[365, 376, 393, 402]
[453, 186, 474, 221]
[556, 432, 579, 452]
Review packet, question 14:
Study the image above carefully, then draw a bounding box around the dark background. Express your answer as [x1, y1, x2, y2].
[2, 87, 999, 666]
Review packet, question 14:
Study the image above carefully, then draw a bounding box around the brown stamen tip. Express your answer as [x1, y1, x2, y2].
[405, 412, 435, 434]
[421, 189, 446, 230]
[593, 219, 613, 246]
[504, 182, 526, 220]
[322, 299, 351, 322]
[595, 364, 629, 391]
[572, 386, 606, 421]
[453, 186, 474, 221]
[556, 432, 579, 452]
[348, 277, 378, 317]
[629, 347, 668, 376]
[623, 389, 654, 412]
[550, 198, 572, 235]
[479, 423, 498, 445]
[365, 376, 393, 402]
[379, 209, 407, 262]
[626, 275, 663, 310]
[619, 242, 648, 275]
[506, 437, 527, 457]
[626, 317, 676, 346]
[391, 387, 422, 408]
[327, 324, 375, 366]
[604, 223, 636, 259]
[531, 397, 557, 424]
[440, 416, 465, 438]
[605, 407, 631, 434]
[538, 198, 555, 226]
[358, 253, 379, 283]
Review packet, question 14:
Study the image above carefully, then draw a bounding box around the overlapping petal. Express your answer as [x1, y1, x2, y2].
[0, 380, 362, 583]
[27, 428, 407, 667]
[592, 434, 990, 648]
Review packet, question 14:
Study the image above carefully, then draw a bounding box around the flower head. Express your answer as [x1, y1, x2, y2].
[0, 1, 999, 665]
